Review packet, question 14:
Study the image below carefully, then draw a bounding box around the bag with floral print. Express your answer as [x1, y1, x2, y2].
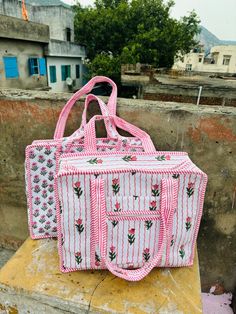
[25, 76, 147, 240]
[55, 115, 207, 281]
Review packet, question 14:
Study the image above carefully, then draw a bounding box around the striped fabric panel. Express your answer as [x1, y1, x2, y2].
[58, 170, 206, 271]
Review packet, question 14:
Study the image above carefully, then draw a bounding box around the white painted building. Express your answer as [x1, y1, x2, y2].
[0, 0, 86, 92]
[173, 45, 236, 75]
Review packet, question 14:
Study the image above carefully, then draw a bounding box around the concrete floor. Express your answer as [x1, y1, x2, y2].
[0, 248, 15, 269]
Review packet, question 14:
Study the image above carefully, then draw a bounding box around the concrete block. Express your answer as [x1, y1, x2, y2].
[0, 238, 202, 313]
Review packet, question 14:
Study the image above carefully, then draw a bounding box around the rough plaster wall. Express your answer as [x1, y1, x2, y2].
[0, 39, 47, 89]
[0, 89, 235, 291]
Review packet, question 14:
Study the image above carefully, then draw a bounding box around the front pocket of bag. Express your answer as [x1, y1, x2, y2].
[105, 208, 162, 269]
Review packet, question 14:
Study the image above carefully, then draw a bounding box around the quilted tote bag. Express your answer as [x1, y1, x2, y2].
[55, 115, 207, 281]
[25, 76, 146, 239]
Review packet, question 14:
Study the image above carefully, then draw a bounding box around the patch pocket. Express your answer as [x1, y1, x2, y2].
[106, 210, 161, 269]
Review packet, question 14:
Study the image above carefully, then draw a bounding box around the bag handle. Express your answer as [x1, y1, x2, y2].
[91, 178, 178, 281]
[54, 76, 117, 139]
[84, 115, 156, 153]
[69, 94, 118, 139]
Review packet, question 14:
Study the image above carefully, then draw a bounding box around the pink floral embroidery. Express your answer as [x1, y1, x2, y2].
[155, 154, 170, 161]
[185, 217, 192, 231]
[122, 155, 137, 162]
[87, 158, 103, 164]
[74, 181, 83, 198]
[128, 228, 135, 244]
[149, 200, 157, 211]
[152, 184, 160, 197]
[112, 178, 120, 195]
[75, 252, 82, 265]
[143, 248, 150, 262]
[179, 245, 185, 259]
[109, 246, 116, 261]
[145, 220, 153, 230]
[186, 182, 194, 197]
[75, 218, 84, 234]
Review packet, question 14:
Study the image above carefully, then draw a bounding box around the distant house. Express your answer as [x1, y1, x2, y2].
[0, 14, 49, 89]
[173, 45, 236, 75]
[0, 0, 86, 92]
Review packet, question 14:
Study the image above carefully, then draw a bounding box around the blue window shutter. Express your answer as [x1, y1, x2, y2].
[61, 65, 66, 81]
[49, 65, 56, 83]
[39, 58, 46, 76]
[28, 58, 34, 75]
[3, 57, 19, 78]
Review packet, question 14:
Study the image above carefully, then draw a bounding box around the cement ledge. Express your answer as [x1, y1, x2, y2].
[0, 87, 236, 116]
[0, 238, 202, 313]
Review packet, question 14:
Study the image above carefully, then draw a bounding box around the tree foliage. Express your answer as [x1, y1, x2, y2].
[74, 0, 200, 80]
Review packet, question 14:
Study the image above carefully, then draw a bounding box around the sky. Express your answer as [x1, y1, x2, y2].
[63, 0, 236, 41]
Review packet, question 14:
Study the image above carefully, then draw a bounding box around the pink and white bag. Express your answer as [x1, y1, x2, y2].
[55, 115, 207, 281]
[25, 76, 145, 239]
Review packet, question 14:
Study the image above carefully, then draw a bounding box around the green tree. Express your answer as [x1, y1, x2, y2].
[74, 0, 200, 79]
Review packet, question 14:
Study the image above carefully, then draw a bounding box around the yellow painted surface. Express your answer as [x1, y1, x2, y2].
[0, 238, 202, 313]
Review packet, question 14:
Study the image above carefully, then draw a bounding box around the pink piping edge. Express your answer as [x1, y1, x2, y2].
[60, 150, 189, 160]
[189, 174, 208, 264]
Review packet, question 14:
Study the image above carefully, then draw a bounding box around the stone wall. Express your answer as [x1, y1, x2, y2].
[0, 88, 235, 291]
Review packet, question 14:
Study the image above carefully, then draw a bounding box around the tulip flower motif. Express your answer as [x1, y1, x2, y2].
[122, 155, 137, 162]
[32, 222, 37, 229]
[44, 221, 51, 230]
[41, 180, 48, 188]
[31, 162, 38, 171]
[149, 200, 157, 211]
[95, 252, 101, 266]
[33, 175, 40, 183]
[185, 217, 192, 231]
[87, 158, 103, 164]
[179, 245, 185, 259]
[47, 196, 54, 205]
[128, 228, 135, 245]
[33, 209, 39, 217]
[48, 184, 54, 193]
[152, 184, 160, 197]
[186, 182, 194, 197]
[75, 252, 82, 265]
[143, 248, 150, 262]
[48, 171, 54, 181]
[74, 181, 83, 199]
[34, 197, 41, 205]
[155, 154, 171, 161]
[29, 150, 36, 159]
[34, 185, 41, 193]
[75, 218, 84, 234]
[38, 155, 45, 163]
[112, 178, 120, 195]
[44, 147, 52, 155]
[145, 220, 153, 230]
[40, 167, 47, 176]
[46, 159, 53, 168]
[109, 246, 116, 261]
[41, 203, 48, 211]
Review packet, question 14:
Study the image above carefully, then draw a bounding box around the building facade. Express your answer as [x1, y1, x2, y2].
[0, 0, 86, 92]
[173, 45, 236, 75]
[0, 14, 49, 89]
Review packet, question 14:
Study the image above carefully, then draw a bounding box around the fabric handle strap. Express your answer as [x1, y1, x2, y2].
[84, 115, 156, 153]
[54, 76, 117, 139]
[91, 178, 178, 281]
